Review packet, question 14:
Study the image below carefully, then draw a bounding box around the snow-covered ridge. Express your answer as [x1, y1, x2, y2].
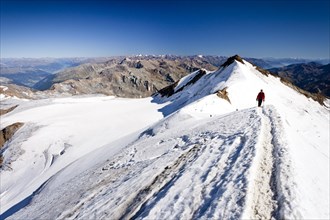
[1, 56, 329, 219]
[157, 55, 327, 110]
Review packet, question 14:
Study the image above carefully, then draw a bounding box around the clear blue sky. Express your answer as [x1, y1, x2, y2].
[1, 0, 329, 58]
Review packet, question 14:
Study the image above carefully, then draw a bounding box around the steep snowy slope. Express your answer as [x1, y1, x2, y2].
[1, 56, 329, 219]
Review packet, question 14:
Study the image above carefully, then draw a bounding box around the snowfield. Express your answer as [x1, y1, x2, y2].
[1, 58, 329, 219]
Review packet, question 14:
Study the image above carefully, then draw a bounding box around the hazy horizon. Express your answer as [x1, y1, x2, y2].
[1, 54, 330, 60]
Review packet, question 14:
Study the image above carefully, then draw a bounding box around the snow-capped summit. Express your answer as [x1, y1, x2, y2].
[155, 55, 327, 116]
[0, 55, 329, 219]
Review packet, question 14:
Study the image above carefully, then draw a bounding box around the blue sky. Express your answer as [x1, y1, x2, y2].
[1, 0, 329, 58]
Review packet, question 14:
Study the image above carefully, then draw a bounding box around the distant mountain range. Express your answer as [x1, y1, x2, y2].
[33, 56, 221, 98]
[0, 57, 113, 88]
[248, 57, 329, 69]
[1, 55, 329, 99]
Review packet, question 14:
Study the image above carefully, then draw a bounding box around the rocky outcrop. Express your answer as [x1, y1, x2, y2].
[0, 105, 18, 116]
[157, 82, 179, 97]
[0, 84, 37, 99]
[216, 88, 231, 103]
[158, 69, 207, 97]
[0, 122, 24, 167]
[0, 122, 24, 149]
[220, 55, 244, 68]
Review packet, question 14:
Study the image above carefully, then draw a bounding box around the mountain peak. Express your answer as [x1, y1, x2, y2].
[220, 55, 244, 68]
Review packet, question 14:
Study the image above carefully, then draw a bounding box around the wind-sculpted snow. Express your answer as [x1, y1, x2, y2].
[7, 107, 296, 219]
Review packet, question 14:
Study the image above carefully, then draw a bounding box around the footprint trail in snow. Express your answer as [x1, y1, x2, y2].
[8, 106, 297, 220]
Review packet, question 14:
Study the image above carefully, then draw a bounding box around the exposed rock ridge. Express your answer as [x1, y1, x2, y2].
[0, 122, 24, 167]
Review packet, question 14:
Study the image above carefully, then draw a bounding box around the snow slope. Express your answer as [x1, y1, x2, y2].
[1, 57, 329, 219]
[0, 96, 165, 218]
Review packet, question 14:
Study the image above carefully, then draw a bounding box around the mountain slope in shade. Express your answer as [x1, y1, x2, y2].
[269, 62, 330, 97]
[0, 56, 328, 219]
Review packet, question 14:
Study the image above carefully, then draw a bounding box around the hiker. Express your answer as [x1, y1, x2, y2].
[256, 89, 265, 107]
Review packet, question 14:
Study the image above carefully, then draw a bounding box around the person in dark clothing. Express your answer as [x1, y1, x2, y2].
[256, 89, 265, 107]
